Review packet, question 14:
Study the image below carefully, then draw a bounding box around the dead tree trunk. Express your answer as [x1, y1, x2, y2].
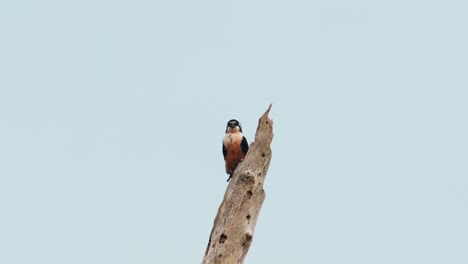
[203, 104, 274, 264]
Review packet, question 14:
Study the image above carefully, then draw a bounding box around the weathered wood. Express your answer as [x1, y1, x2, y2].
[203, 104, 274, 264]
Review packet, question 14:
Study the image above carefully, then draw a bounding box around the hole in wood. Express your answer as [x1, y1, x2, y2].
[247, 190, 253, 199]
[242, 233, 253, 246]
[246, 214, 251, 223]
[242, 174, 255, 184]
[219, 233, 227, 244]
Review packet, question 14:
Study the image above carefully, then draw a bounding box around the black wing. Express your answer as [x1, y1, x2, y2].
[222, 142, 227, 160]
[241, 136, 249, 155]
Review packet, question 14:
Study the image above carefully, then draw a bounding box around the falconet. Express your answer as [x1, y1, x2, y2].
[222, 119, 249, 182]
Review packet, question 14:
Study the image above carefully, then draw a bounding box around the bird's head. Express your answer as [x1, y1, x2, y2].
[225, 119, 242, 133]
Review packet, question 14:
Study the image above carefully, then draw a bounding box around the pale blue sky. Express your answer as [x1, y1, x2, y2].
[1, 0, 467, 263]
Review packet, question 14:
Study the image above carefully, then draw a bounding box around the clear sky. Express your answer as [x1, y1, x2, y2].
[1, 0, 467, 263]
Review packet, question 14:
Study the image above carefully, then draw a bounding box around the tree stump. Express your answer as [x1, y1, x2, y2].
[203, 104, 274, 264]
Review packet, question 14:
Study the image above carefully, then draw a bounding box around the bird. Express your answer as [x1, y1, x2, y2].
[222, 119, 249, 182]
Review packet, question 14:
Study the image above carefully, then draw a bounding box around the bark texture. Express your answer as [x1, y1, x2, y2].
[203, 104, 274, 264]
